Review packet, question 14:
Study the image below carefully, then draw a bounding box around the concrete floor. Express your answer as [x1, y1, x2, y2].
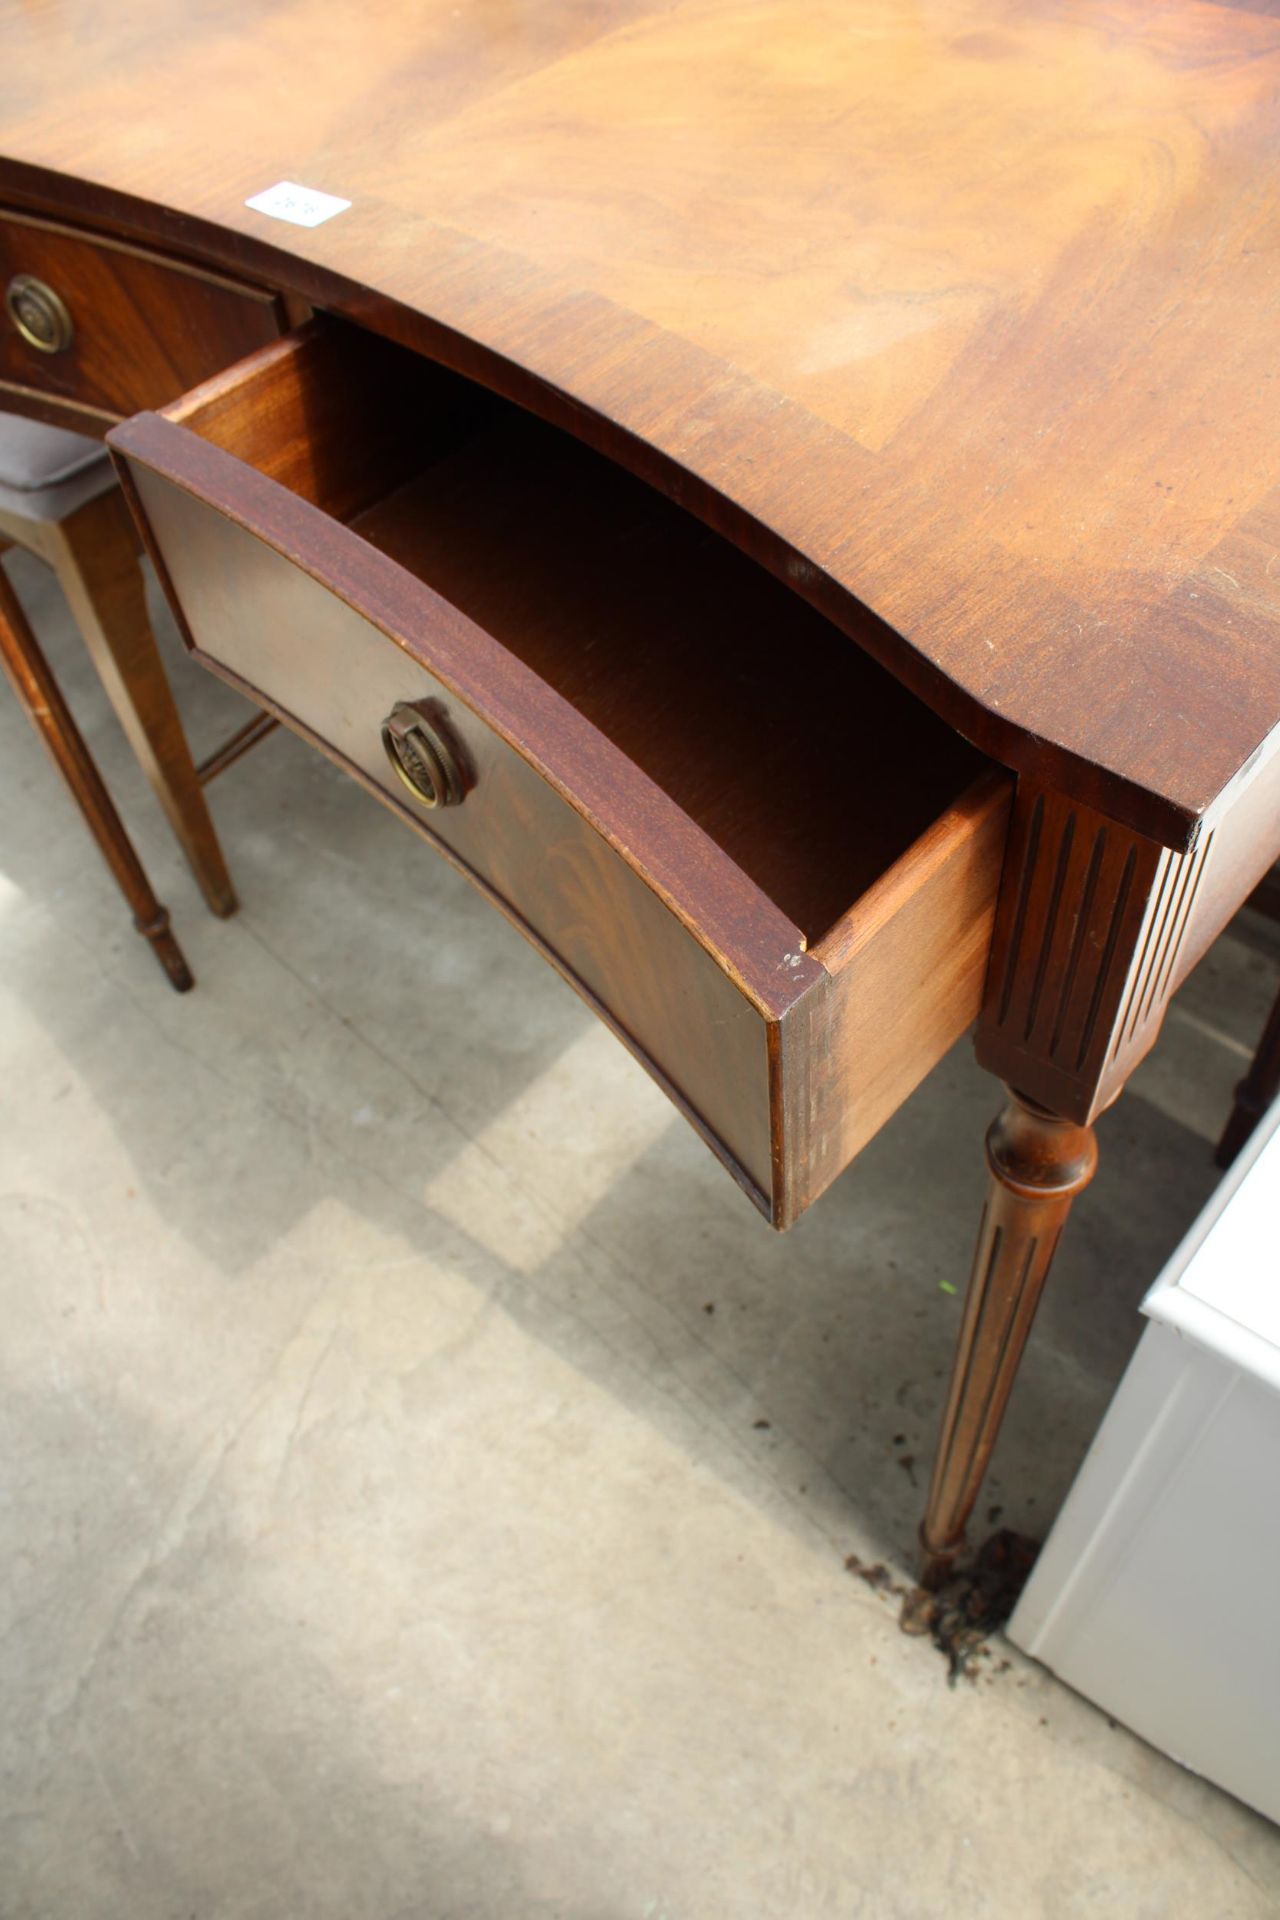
[2, 544, 1279, 1919]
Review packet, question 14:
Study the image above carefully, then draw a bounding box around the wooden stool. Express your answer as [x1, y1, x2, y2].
[0, 559, 193, 989]
[0, 413, 275, 918]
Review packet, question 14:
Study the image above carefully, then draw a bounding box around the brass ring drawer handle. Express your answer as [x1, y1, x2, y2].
[381, 700, 466, 808]
[5, 273, 74, 355]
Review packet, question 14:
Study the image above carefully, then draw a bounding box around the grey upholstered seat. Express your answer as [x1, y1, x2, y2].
[0, 413, 115, 520]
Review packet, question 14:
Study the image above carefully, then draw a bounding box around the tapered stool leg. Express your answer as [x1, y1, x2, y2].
[918, 1088, 1097, 1589]
[0, 564, 193, 991]
[51, 488, 237, 917]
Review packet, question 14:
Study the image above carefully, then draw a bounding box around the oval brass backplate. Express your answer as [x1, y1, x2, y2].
[5, 274, 74, 355]
[380, 700, 466, 809]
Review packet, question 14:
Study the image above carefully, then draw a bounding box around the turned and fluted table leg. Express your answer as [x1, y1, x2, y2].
[918, 1087, 1098, 1589]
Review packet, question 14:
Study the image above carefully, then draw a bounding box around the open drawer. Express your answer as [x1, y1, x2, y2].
[109, 321, 1011, 1228]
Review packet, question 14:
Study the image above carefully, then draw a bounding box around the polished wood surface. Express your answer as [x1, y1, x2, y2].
[157, 322, 990, 936]
[797, 771, 1012, 1216]
[0, 210, 285, 431]
[5, 1, 1280, 847]
[920, 1090, 1099, 1588]
[0, 554, 192, 989]
[977, 759, 1280, 1127]
[5, 0, 1280, 1582]
[112, 322, 1008, 1223]
[0, 477, 238, 915]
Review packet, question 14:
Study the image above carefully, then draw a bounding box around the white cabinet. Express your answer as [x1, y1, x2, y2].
[1008, 1104, 1280, 1823]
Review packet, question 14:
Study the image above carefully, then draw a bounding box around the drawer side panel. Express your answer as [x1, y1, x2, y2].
[782, 771, 1011, 1221]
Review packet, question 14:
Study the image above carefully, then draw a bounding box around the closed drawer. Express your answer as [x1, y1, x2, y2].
[0, 210, 286, 433]
[110, 322, 1011, 1227]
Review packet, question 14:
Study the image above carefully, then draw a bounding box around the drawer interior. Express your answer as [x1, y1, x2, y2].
[171, 321, 988, 947]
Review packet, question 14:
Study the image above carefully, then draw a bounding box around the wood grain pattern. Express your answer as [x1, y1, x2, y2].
[9, 0, 1276, 1555]
[125, 444, 789, 1207]
[5, 0, 1280, 846]
[789, 770, 1013, 1220]
[0, 480, 238, 916]
[116, 322, 990, 948]
[930, 744, 1279, 1545]
[110, 323, 1009, 1222]
[978, 788, 1162, 1118]
[978, 768, 1280, 1122]
[978, 787, 1166, 1119]
[919, 1089, 1099, 1586]
[163, 324, 446, 521]
[0, 210, 285, 428]
[0, 554, 193, 989]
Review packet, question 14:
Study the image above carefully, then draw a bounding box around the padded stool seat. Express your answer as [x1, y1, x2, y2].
[0, 409, 275, 921]
[0, 414, 112, 499]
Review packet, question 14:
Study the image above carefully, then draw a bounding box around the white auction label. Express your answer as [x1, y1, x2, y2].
[244, 181, 351, 228]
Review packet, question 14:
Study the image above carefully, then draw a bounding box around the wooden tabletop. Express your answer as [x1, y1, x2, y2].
[3, 0, 1279, 849]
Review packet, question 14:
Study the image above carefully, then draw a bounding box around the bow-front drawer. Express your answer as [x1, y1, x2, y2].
[1, 209, 286, 434]
[109, 321, 1011, 1226]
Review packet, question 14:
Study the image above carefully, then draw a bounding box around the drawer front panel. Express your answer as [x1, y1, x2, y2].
[0, 213, 285, 429]
[111, 324, 1010, 1226]
[128, 457, 777, 1205]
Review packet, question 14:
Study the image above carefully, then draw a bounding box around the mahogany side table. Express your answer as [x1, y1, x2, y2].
[3, 0, 1278, 1585]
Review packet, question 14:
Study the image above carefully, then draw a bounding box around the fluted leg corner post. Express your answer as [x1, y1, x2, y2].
[917, 1088, 1098, 1590]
